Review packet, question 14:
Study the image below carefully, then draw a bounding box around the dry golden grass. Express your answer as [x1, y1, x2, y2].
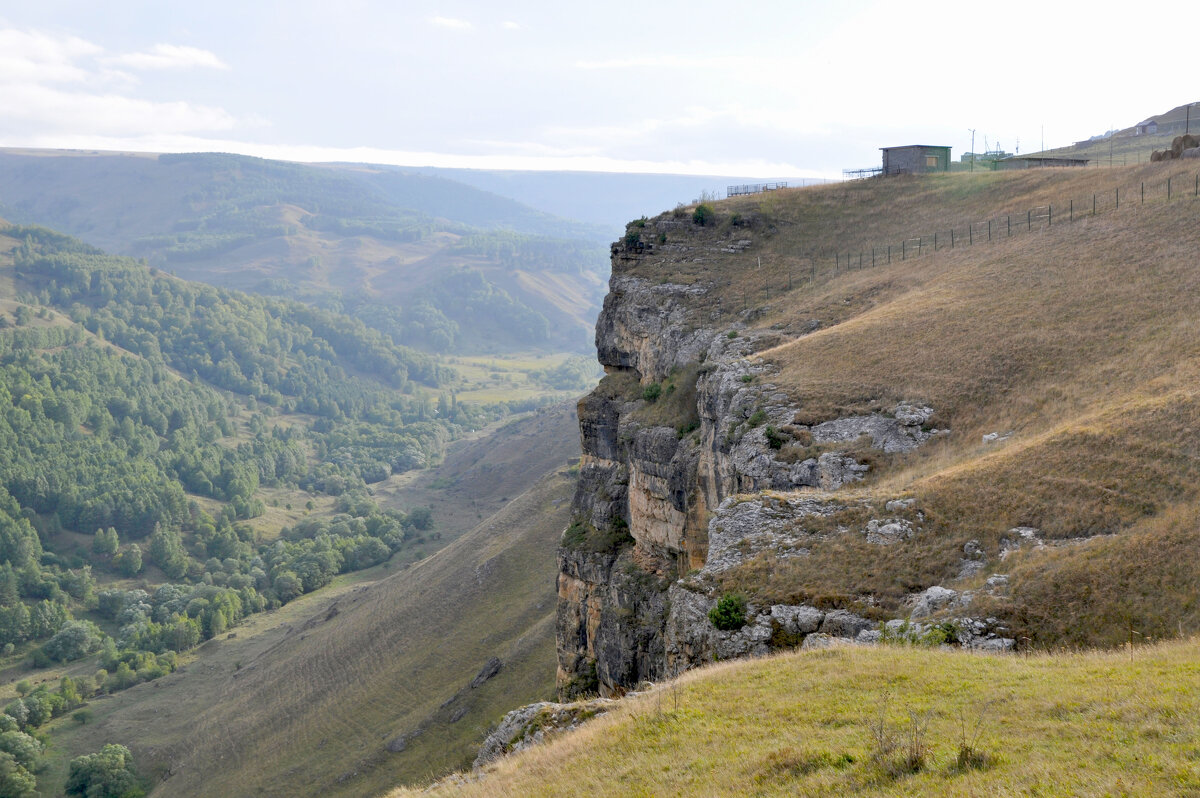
[626, 166, 1200, 644]
[392, 639, 1200, 798]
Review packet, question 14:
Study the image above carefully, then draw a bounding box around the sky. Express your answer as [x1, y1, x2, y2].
[1, 1, 1196, 179]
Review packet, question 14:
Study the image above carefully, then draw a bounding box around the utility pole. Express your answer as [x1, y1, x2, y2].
[1188, 103, 1194, 136]
[968, 128, 975, 171]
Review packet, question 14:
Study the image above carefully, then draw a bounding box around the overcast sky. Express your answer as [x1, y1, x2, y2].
[1, 1, 1195, 179]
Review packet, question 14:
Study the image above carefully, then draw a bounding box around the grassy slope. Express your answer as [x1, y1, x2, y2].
[622, 163, 1200, 645]
[20, 405, 579, 798]
[394, 639, 1200, 798]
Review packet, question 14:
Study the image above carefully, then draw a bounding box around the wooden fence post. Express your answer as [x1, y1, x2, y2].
[1069, 199, 1073, 222]
[969, 223, 973, 245]
[1027, 209, 1031, 230]
[988, 220, 992, 241]
[951, 229, 955, 248]
[1116, 187, 1119, 210]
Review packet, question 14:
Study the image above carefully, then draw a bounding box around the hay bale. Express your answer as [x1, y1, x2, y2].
[1183, 147, 1200, 159]
[1151, 150, 1163, 162]
[1181, 134, 1200, 151]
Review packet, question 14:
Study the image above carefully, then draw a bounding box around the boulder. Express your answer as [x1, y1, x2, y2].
[819, 609, 872, 639]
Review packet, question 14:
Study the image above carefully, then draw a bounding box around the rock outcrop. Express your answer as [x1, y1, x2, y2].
[555, 220, 951, 698]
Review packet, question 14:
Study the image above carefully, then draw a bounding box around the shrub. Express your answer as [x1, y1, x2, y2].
[642, 383, 662, 403]
[708, 593, 747, 631]
[748, 409, 767, 428]
[764, 426, 786, 450]
[692, 204, 714, 226]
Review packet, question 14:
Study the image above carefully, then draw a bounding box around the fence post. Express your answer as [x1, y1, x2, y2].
[918, 237, 923, 256]
[1093, 193, 1096, 215]
[951, 229, 955, 248]
[1027, 209, 1031, 230]
[1141, 182, 1144, 204]
[969, 223, 973, 245]
[888, 245, 891, 264]
[1116, 187, 1119, 210]
[988, 219, 992, 241]
[859, 252, 862, 269]
[1168, 177, 1172, 201]
[1007, 216, 1011, 236]
[835, 254, 839, 271]
[1048, 205, 1052, 226]
[934, 232, 938, 251]
[1069, 199, 1073, 222]
[871, 248, 875, 268]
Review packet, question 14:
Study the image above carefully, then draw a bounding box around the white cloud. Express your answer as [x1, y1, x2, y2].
[0, 26, 242, 142]
[0, 28, 102, 84]
[574, 54, 735, 71]
[428, 16, 471, 30]
[502, 21, 520, 30]
[106, 44, 229, 71]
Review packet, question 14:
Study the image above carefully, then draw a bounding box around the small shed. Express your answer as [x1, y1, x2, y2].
[880, 145, 952, 175]
[1136, 120, 1159, 136]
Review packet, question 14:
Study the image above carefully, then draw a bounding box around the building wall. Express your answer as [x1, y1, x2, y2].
[882, 147, 950, 175]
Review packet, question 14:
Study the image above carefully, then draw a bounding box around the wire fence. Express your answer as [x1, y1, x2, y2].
[747, 166, 1200, 298]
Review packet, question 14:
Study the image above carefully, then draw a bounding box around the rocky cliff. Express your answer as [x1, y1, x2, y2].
[555, 215, 1011, 698]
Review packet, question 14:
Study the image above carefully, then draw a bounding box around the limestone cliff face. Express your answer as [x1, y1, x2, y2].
[555, 226, 961, 698]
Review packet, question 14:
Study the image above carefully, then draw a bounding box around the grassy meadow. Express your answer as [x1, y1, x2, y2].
[397, 639, 1200, 798]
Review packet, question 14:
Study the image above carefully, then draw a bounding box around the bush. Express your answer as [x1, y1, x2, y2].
[692, 204, 714, 226]
[708, 593, 747, 631]
[642, 383, 662, 403]
[764, 426, 786, 450]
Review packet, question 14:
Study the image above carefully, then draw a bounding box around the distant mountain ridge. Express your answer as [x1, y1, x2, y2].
[0, 149, 611, 355]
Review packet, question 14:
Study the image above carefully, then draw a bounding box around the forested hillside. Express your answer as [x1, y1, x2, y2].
[0, 150, 611, 355]
[0, 220, 534, 793]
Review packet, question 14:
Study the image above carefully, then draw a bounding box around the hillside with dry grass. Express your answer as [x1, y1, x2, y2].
[609, 161, 1200, 649]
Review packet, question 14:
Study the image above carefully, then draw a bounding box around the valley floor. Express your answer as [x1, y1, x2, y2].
[398, 638, 1200, 797]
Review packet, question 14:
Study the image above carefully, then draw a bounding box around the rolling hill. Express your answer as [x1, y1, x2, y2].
[0, 149, 612, 355]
